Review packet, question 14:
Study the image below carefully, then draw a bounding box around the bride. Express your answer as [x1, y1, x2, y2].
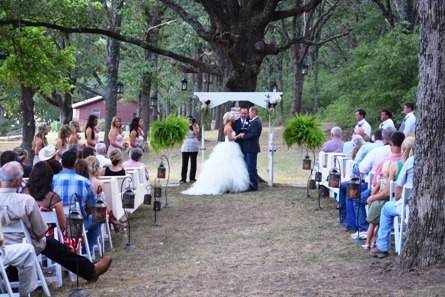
[182, 112, 250, 195]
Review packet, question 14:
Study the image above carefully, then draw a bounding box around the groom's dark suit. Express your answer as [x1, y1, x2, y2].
[233, 117, 249, 139]
[241, 116, 262, 190]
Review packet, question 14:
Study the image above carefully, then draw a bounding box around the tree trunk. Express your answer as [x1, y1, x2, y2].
[290, 15, 306, 115]
[104, 0, 123, 146]
[401, 0, 445, 269]
[20, 85, 36, 160]
[398, 0, 416, 30]
[311, 46, 320, 113]
[59, 92, 73, 124]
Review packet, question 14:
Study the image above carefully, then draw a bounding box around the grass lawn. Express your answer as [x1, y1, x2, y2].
[53, 186, 445, 296]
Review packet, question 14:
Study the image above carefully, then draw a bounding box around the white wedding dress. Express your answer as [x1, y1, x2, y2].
[182, 131, 250, 195]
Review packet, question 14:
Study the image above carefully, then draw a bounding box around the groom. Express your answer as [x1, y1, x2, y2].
[238, 106, 262, 191]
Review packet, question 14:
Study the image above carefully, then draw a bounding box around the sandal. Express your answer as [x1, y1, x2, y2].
[361, 243, 371, 250]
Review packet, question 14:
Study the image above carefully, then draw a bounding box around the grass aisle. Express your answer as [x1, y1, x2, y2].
[54, 186, 445, 297]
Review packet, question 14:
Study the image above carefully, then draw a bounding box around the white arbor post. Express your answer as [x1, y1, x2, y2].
[268, 112, 276, 186]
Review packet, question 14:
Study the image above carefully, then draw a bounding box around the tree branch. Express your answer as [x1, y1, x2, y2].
[271, 0, 323, 21]
[371, 0, 396, 27]
[263, 29, 350, 55]
[0, 19, 221, 75]
[159, 0, 213, 41]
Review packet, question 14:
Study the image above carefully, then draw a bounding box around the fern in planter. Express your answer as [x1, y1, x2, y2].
[150, 115, 189, 153]
[283, 115, 325, 149]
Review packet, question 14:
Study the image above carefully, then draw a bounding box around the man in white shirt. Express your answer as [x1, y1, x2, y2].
[399, 102, 416, 136]
[354, 109, 371, 140]
[95, 143, 112, 168]
[359, 127, 396, 177]
[378, 110, 395, 130]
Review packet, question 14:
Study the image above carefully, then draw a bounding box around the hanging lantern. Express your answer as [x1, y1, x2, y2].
[153, 199, 162, 211]
[154, 185, 162, 198]
[315, 171, 322, 182]
[144, 193, 152, 205]
[308, 179, 317, 190]
[93, 199, 107, 224]
[122, 188, 135, 209]
[181, 78, 188, 91]
[66, 210, 84, 239]
[302, 155, 312, 170]
[157, 163, 166, 179]
[328, 168, 341, 188]
[347, 177, 361, 199]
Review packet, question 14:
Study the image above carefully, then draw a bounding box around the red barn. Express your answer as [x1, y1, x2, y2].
[72, 96, 138, 127]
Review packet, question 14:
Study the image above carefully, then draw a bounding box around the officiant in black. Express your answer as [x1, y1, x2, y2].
[233, 107, 249, 135]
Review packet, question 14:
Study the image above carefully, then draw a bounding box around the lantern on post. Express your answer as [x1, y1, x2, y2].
[347, 164, 361, 199]
[66, 194, 83, 239]
[315, 171, 322, 183]
[302, 155, 312, 170]
[93, 198, 107, 224]
[347, 177, 361, 199]
[300, 63, 309, 76]
[121, 176, 135, 209]
[143, 185, 152, 205]
[328, 168, 341, 188]
[157, 162, 166, 179]
[181, 77, 188, 91]
[120, 176, 135, 251]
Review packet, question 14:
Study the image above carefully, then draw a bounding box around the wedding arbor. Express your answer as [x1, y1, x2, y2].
[193, 91, 283, 187]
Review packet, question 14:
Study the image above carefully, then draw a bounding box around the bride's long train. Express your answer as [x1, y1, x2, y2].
[181, 141, 250, 195]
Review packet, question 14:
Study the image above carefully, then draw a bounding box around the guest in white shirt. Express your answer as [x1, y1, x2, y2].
[354, 109, 372, 140]
[95, 143, 112, 168]
[378, 110, 395, 130]
[399, 102, 416, 136]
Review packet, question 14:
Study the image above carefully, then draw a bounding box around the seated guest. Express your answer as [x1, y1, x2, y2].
[351, 135, 365, 160]
[339, 127, 395, 233]
[75, 159, 90, 179]
[363, 132, 405, 249]
[322, 127, 344, 153]
[0, 161, 112, 282]
[378, 110, 395, 130]
[85, 156, 125, 231]
[371, 136, 415, 257]
[354, 129, 384, 165]
[343, 128, 366, 155]
[0, 150, 17, 166]
[95, 143, 112, 168]
[52, 151, 101, 252]
[105, 150, 126, 176]
[80, 146, 96, 159]
[47, 159, 63, 175]
[123, 148, 149, 179]
[0, 225, 39, 297]
[38, 145, 58, 163]
[25, 161, 66, 231]
[14, 147, 32, 178]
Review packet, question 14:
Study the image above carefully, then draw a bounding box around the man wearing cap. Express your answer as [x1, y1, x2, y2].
[0, 161, 112, 283]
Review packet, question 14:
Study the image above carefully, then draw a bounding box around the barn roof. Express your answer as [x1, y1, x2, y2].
[72, 96, 103, 109]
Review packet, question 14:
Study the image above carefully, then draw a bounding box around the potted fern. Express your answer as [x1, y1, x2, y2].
[150, 115, 189, 153]
[283, 115, 325, 170]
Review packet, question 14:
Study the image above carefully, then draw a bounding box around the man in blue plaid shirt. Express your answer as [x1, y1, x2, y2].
[52, 150, 100, 252]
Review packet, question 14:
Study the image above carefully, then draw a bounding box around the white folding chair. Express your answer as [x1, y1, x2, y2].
[0, 256, 19, 296]
[40, 211, 63, 288]
[2, 221, 51, 296]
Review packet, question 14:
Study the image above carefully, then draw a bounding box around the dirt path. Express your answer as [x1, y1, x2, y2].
[54, 186, 445, 297]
